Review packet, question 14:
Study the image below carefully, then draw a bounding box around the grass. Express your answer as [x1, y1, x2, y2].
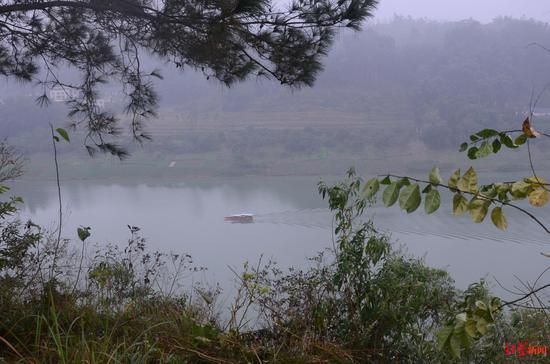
[1, 294, 364, 363]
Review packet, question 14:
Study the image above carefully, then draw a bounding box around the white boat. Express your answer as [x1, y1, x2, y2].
[224, 213, 254, 223]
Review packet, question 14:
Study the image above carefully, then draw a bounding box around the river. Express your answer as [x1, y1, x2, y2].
[8, 175, 550, 301]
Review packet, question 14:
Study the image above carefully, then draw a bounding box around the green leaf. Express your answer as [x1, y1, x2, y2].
[467, 147, 478, 160]
[382, 182, 400, 207]
[77, 227, 91, 242]
[399, 183, 421, 213]
[495, 183, 511, 201]
[479, 184, 497, 199]
[397, 177, 410, 187]
[459, 142, 468, 152]
[450, 332, 462, 358]
[429, 166, 442, 184]
[448, 169, 461, 191]
[457, 167, 478, 193]
[56, 128, 70, 142]
[511, 181, 531, 199]
[362, 178, 380, 199]
[469, 198, 490, 223]
[424, 189, 441, 214]
[490, 207, 507, 230]
[515, 134, 527, 145]
[455, 322, 473, 351]
[492, 139, 501, 153]
[469, 134, 480, 142]
[436, 325, 454, 352]
[53, 135, 60, 142]
[475, 141, 492, 159]
[500, 134, 517, 149]
[453, 194, 469, 215]
[456, 313, 467, 322]
[475, 301, 487, 311]
[490, 297, 501, 313]
[476, 128, 499, 138]
[380, 176, 391, 185]
[465, 319, 478, 338]
[422, 184, 432, 194]
[476, 318, 488, 335]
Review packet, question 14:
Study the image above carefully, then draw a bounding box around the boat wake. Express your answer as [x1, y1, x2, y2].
[253, 208, 550, 247]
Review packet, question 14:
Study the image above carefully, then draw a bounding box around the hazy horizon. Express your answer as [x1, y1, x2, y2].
[374, 0, 550, 23]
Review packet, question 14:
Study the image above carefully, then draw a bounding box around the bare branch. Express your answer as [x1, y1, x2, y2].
[0, 141, 25, 183]
[499, 283, 550, 310]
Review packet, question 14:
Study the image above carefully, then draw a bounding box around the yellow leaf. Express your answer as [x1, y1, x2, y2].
[452, 194, 469, 216]
[525, 176, 547, 184]
[522, 117, 541, 138]
[525, 176, 547, 189]
[448, 169, 460, 191]
[457, 167, 478, 193]
[469, 198, 489, 223]
[490, 207, 507, 230]
[528, 188, 549, 207]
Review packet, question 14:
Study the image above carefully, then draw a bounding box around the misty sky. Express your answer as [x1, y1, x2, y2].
[374, 0, 550, 23]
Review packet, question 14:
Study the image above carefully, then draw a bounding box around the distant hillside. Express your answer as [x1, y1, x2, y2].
[2, 17, 550, 178]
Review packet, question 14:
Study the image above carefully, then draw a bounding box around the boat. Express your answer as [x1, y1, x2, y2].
[224, 213, 254, 223]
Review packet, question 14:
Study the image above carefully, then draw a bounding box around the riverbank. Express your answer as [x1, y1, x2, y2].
[19, 145, 538, 183]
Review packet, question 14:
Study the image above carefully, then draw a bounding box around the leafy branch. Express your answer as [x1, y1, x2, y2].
[364, 167, 549, 233]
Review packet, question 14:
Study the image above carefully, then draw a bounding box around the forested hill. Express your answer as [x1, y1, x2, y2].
[2, 17, 550, 165]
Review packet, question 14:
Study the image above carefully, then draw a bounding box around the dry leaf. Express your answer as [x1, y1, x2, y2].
[522, 117, 541, 138]
[528, 188, 549, 207]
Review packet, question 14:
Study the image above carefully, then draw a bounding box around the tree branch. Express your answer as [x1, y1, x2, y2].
[0, 0, 154, 20]
[498, 283, 550, 310]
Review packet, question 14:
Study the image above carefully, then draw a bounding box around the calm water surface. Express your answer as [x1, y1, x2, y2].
[9, 176, 550, 300]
